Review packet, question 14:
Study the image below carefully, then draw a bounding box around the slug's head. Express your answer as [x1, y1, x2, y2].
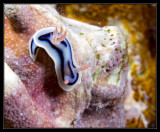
[51, 26, 66, 45]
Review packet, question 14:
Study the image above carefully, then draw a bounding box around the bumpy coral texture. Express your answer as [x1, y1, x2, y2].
[4, 5, 128, 128]
[58, 4, 156, 128]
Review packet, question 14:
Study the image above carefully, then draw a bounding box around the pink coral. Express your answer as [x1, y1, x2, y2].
[4, 4, 128, 128]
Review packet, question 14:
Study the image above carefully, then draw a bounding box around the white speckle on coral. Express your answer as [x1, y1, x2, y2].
[22, 117, 25, 121]
[6, 55, 9, 58]
[20, 113, 23, 116]
[53, 110, 59, 115]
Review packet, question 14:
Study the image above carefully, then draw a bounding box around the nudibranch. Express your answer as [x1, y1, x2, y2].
[29, 27, 90, 91]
